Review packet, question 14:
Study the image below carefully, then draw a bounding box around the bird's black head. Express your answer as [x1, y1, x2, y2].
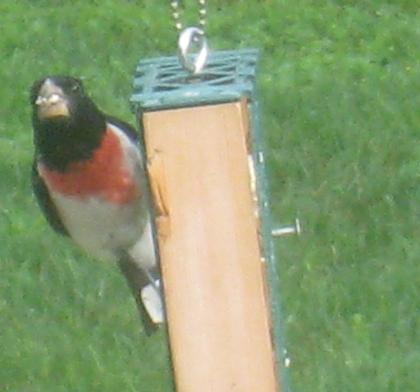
[30, 76, 106, 171]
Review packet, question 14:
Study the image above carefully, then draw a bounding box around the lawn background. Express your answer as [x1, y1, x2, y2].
[0, 1, 418, 391]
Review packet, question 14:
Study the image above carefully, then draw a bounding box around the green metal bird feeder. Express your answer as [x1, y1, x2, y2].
[130, 11, 293, 391]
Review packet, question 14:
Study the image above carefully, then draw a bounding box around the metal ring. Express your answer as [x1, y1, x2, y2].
[178, 27, 209, 74]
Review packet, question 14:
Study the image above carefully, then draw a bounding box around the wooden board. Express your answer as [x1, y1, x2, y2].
[143, 101, 279, 392]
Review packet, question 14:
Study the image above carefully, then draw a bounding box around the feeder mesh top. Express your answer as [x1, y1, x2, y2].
[131, 49, 258, 112]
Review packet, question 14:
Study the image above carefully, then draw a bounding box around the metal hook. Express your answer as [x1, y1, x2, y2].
[178, 27, 209, 74]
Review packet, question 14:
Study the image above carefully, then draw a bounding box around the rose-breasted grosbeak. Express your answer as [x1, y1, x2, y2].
[30, 75, 163, 332]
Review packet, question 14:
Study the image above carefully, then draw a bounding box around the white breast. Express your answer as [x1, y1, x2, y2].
[50, 192, 146, 261]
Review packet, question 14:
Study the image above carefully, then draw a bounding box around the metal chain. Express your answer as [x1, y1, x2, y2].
[170, 0, 207, 33]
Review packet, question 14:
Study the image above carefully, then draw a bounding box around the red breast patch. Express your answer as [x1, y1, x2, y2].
[39, 128, 139, 204]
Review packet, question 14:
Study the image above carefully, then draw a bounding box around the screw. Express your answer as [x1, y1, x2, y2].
[271, 218, 301, 237]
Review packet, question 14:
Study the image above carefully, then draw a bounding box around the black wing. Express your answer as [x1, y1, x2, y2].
[31, 160, 69, 236]
[106, 115, 139, 143]
[117, 254, 159, 335]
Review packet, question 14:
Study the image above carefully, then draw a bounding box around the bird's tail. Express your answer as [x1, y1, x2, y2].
[117, 254, 164, 335]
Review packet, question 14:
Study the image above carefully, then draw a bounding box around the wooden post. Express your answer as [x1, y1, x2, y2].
[143, 102, 279, 391]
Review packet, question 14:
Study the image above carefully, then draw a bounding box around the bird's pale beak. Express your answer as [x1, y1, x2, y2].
[36, 79, 70, 119]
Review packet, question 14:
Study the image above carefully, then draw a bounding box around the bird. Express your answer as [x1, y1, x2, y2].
[29, 75, 163, 333]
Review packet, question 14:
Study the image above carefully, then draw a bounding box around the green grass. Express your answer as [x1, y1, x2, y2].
[0, 1, 419, 391]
